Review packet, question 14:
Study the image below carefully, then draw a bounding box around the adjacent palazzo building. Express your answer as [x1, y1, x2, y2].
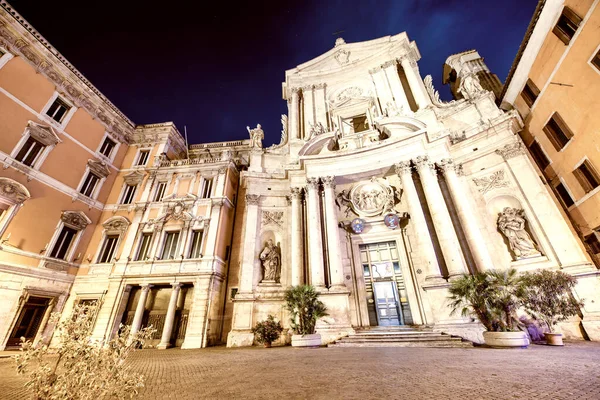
[0, 2, 599, 351]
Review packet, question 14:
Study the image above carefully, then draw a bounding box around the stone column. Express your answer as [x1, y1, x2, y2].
[400, 56, 432, 110]
[414, 156, 467, 277]
[322, 177, 345, 288]
[290, 88, 300, 140]
[239, 194, 260, 293]
[394, 162, 443, 281]
[130, 284, 153, 335]
[302, 85, 315, 139]
[214, 167, 227, 197]
[157, 283, 182, 349]
[305, 178, 326, 288]
[203, 199, 224, 258]
[438, 159, 494, 272]
[382, 60, 411, 112]
[290, 187, 304, 286]
[314, 83, 328, 130]
[370, 69, 394, 113]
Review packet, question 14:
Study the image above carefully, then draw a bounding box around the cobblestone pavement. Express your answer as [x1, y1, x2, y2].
[1, 341, 600, 399]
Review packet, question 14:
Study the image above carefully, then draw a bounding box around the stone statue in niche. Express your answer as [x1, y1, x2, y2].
[260, 239, 281, 283]
[497, 207, 541, 260]
[247, 124, 264, 148]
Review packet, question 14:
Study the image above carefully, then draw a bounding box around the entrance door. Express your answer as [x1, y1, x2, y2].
[373, 281, 402, 326]
[7, 297, 50, 346]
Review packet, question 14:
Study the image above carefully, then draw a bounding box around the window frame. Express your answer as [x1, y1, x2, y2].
[48, 225, 79, 261]
[552, 6, 582, 45]
[79, 170, 102, 198]
[543, 112, 574, 152]
[119, 183, 138, 205]
[528, 139, 551, 171]
[573, 159, 600, 194]
[45, 211, 90, 264]
[96, 133, 119, 163]
[135, 231, 154, 261]
[9, 122, 61, 171]
[521, 78, 540, 108]
[153, 181, 168, 202]
[0, 45, 14, 70]
[200, 177, 213, 199]
[159, 230, 181, 260]
[41, 92, 76, 128]
[584, 231, 600, 255]
[134, 149, 151, 167]
[588, 43, 600, 76]
[553, 179, 575, 209]
[187, 229, 204, 259]
[96, 234, 120, 264]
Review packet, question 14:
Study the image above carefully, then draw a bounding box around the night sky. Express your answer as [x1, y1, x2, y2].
[9, 0, 538, 146]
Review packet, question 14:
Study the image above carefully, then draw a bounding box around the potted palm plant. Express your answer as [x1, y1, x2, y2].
[284, 285, 328, 347]
[448, 268, 529, 348]
[520, 269, 583, 346]
[252, 315, 284, 348]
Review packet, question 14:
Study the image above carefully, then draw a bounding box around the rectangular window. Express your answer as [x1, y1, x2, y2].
[552, 7, 582, 45]
[50, 226, 77, 260]
[584, 231, 600, 254]
[136, 150, 150, 166]
[160, 231, 180, 260]
[46, 97, 71, 123]
[591, 49, 600, 72]
[15, 136, 45, 167]
[99, 137, 116, 158]
[521, 79, 540, 108]
[135, 232, 153, 261]
[97, 234, 119, 263]
[154, 182, 167, 202]
[528, 141, 550, 170]
[543, 112, 573, 151]
[188, 230, 203, 259]
[80, 172, 100, 197]
[121, 184, 137, 204]
[554, 182, 574, 208]
[574, 160, 600, 193]
[201, 178, 213, 199]
[0, 202, 9, 222]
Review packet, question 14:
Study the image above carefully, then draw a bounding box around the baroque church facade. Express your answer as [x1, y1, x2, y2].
[0, 3, 599, 350]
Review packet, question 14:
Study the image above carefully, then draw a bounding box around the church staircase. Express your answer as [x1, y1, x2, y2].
[328, 326, 473, 348]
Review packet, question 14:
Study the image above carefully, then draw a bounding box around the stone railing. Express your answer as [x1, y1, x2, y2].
[158, 157, 223, 167]
[190, 140, 248, 150]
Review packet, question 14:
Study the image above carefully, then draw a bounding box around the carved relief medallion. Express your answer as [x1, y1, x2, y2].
[349, 178, 394, 217]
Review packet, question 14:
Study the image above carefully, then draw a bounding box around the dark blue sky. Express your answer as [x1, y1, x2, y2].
[10, 0, 537, 146]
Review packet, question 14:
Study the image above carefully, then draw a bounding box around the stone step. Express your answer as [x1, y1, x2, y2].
[344, 334, 451, 341]
[328, 340, 472, 348]
[340, 336, 463, 343]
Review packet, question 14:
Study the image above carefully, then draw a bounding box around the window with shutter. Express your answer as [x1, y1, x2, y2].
[584, 232, 600, 254]
[554, 182, 574, 208]
[528, 141, 550, 170]
[552, 7, 582, 45]
[543, 113, 573, 151]
[521, 79, 540, 108]
[573, 160, 600, 193]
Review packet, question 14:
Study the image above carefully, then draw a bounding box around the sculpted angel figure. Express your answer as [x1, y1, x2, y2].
[260, 239, 281, 282]
[335, 189, 354, 217]
[459, 73, 485, 99]
[247, 124, 264, 148]
[497, 207, 540, 259]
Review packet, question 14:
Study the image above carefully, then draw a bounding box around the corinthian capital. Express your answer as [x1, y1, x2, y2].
[437, 159, 455, 173]
[290, 187, 303, 199]
[322, 176, 336, 189]
[306, 177, 320, 190]
[495, 142, 525, 160]
[394, 161, 412, 176]
[246, 194, 261, 205]
[413, 156, 435, 173]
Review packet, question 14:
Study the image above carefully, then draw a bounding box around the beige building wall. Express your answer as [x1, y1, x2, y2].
[503, 0, 600, 265]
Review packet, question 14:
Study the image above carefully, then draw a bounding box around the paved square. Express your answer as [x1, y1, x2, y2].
[1, 342, 600, 399]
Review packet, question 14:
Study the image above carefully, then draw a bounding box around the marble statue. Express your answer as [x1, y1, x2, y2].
[260, 239, 281, 282]
[459, 73, 485, 99]
[497, 207, 540, 259]
[247, 124, 264, 148]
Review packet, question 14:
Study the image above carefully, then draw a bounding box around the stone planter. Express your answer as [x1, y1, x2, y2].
[264, 342, 272, 348]
[291, 333, 321, 348]
[544, 332, 564, 346]
[483, 331, 529, 348]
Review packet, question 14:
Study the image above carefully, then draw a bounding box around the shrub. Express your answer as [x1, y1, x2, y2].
[251, 315, 284, 345]
[521, 269, 583, 332]
[284, 285, 328, 335]
[14, 302, 155, 400]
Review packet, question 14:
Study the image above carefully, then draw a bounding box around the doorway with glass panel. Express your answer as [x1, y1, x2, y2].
[359, 241, 413, 326]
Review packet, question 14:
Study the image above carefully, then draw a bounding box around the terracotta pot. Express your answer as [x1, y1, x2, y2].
[291, 333, 321, 348]
[544, 332, 564, 346]
[483, 331, 529, 348]
[264, 342, 272, 348]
